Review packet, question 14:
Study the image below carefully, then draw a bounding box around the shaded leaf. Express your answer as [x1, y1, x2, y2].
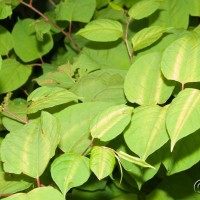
[124, 105, 169, 160]
[0, 163, 32, 194]
[124, 52, 175, 105]
[0, 59, 32, 94]
[51, 153, 90, 194]
[90, 146, 116, 180]
[55, 0, 96, 22]
[91, 104, 133, 141]
[34, 64, 75, 88]
[128, 0, 161, 20]
[0, 25, 13, 55]
[149, 0, 189, 29]
[27, 86, 79, 114]
[12, 18, 53, 62]
[71, 69, 127, 104]
[1, 112, 59, 178]
[166, 89, 200, 151]
[161, 32, 200, 83]
[77, 19, 123, 42]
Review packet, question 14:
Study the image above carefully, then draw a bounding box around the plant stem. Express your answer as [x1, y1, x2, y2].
[82, 137, 94, 156]
[124, 17, 133, 63]
[18, 0, 81, 52]
[181, 83, 185, 90]
[36, 177, 41, 187]
[1, 107, 28, 124]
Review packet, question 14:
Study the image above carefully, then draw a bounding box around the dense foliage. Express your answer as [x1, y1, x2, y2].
[0, 0, 200, 199]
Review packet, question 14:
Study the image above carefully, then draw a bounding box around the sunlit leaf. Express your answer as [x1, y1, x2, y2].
[51, 153, 90, 194]
[27, 86, 79, 114]
[166, 89, 200, 151]
[3, 186, 65, 200]
[1, 112, 59, 178]
[131, 26, 168, 51]
[124, 52, 175, 105]
[128, 0, 161, 20]
[124, 105, 169, 160]
[90, 104, 133, 141]
[77, 19, 123, 42]
[161, 32, 200, 83]
[90, 146, 116, 180]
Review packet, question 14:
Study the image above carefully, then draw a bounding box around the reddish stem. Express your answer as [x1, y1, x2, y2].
[82, 137, 94, 156]
[181, 83, 185, 90]
[18, 0, 81, 52]
[36, 177, 41, 187]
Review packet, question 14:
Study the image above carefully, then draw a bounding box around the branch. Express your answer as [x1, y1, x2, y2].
[1, 107, 28, 124]
[123, 17, 133, 63]
[82, 137, 94, 156]
[18, 0, 81, 52]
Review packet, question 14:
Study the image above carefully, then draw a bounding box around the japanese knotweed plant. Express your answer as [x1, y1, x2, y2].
[0, 0, 200, 199]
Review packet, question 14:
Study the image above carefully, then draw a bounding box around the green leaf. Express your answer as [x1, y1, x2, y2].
[0, 2, 12, 19]
[77, 19, 123, 42]
[90, 146, 115, 180]
[163, 130, 200, 175]
[34, 64, 75, 88]
[0, 59, 32, 94]
[166, 89, 200, 151]
[149, 0, 189, 29]
[131, 26, 167, 51]
[90, 104, 133, 141]
[12, 18, 53, 62]
[51, 153, 91, 194]
[1, 112, 59, 178]
[124, 52, 175, 105]
[56, 102, 115, 154]
[74, 41, 130, 71]
[117, 151, 155, 169]
[27, 86, 79, 114]
[31, 19, 51, 42]
[124, 105, 169, 160]
[71, 69, 127, 104]
[0, 25, 13, 55]
[161, 32, 200, 83]
[109, 2, 124, 11]
[0, 163, 32, 194]
[185, 0, 200, 16]
[3, 186, 65, 200]
[55, 0, 96, 22]
[128, 0, 161, 20]
[2, 98, 28, 132]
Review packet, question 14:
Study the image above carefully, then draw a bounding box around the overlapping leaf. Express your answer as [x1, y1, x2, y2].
[12, 18, 53, 62]
[1, 112, 59, 178]
[27, 86, 79, 114]
[90, 104, 133, 141]
[166, 89, 200, 151]
[56, 102, 115, 154]
[124, 105, 169, 160]
[55, 0, 96, 22]
[77, 19, 123, 42]
[162, 130, 200, 175]
[90, 146, 116, 180]
[0, 59, 32, 94]
[3, 186, 64, 200]
[71, 69, 127, 103]
[51, 153, 90, 194]
[124, 52, 175, 105]
[161, 32, 200, 83]
[0, 163, 32, 195]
